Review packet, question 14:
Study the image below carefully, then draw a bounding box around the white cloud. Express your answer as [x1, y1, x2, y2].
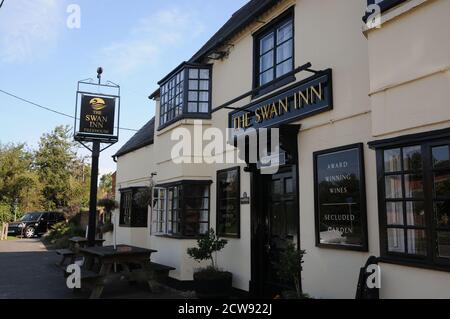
[0, 0, 64, 63]
[99, 7, 206, 75]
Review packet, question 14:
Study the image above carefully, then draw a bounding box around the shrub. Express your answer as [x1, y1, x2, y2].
[187, 229, 228, 271]
[276, 242, 306, 299]
[42, 221, 85, 249]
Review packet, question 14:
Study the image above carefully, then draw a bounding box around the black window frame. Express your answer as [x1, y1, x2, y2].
[158, 63, 213, 131]
[253, 7, 295, 99]
[216, 167, 241, 238]
[370, 128, 450, 272]
[119, 187, 149, 228]
[153, 180, 212, 238]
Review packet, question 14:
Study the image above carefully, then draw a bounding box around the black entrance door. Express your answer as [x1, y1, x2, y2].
[263, 165, 299, 296]
[250, 125, 300, 298]
[251, 164, 300, 297]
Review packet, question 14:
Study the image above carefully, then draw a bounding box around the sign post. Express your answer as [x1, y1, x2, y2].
[74, 68, 120, 247]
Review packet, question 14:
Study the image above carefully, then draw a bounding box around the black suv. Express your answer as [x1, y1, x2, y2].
[8, 212, 65, 238]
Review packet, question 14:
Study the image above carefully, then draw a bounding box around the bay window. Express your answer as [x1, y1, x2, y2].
[151, 181, 211, 237]
[158, 63, 212, 129]
[371, 130, 450, 270]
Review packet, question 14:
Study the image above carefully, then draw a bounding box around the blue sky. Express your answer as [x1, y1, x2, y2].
[0, 0, 247, 175]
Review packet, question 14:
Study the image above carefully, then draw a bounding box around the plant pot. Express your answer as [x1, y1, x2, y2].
[193, 270, 233, 299]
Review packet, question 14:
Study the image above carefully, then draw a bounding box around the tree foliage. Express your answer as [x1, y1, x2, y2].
[0, 143, 39, 222]
[99, 173, 113, 199]
[0, 126, 91, 222]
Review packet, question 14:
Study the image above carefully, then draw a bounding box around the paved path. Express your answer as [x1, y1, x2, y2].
[0, 239, 189, 299]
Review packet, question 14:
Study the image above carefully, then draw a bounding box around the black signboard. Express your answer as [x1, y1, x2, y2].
[216, 167, 241, 238]
[79, 94, 116, 137]
[229, 69, 332, 135]
[314, 143, 368, 251]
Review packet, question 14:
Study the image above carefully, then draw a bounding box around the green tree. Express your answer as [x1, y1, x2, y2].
[35, 126, 77, 210]
[99, 173, 113, 199]
[0, 143, 40, 221]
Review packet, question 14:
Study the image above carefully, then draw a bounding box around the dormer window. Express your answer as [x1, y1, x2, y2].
[158, 63, 212, 129]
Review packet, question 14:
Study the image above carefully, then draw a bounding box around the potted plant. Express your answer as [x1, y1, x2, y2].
[276, 242, 307, 299]
[187, 228, 232, 299]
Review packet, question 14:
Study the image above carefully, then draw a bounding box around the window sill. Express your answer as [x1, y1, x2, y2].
[252, 75, 296, 100]
[379, 256, 450, 273]
[153, 234, 202, 240]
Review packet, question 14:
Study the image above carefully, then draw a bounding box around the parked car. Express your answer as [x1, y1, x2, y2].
[8, 212, 65, 238]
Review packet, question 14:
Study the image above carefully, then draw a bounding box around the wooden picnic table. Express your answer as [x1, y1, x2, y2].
[78, 245, 158, 299]
[69, 237, 105, 249]
[56, 237, 105, 267]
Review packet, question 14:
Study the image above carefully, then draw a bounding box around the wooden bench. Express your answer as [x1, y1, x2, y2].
[123, 261, 175, 291]
[56, 249, 76, 267]
[148, 262, 176, 281]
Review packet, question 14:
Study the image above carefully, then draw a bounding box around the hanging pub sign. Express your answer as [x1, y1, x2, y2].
[79, 95, 116, 135]
[74, 77, 120, 144]
[229, 69, 332, 136]
[313, 143, 368, 251]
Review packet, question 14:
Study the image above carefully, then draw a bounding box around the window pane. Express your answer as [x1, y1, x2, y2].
[407, 229, 427, 256]
[434, 172, 450, 197]
[276, 58, 293, 77]
[385, 175, 402, 199]
[199, 223, 209, 235]
[189, 80, 199, 90]
[384, 149, 402, 172]
[388, 228, 405, 253]
[199, 91, 209, 102]
[403, 146, 422, 171]
[189, 68, 199, 79]
[406, 201, 426, 226]
[435, 201, 450, 227]
[260, 32, 274, 54]
[437, 231, 450, 259]
[188, 91, 198, 101]
[386, 201, 403, 225]
[276, 39, 293, 63]
[277, 21, 293, 44]
[199, 80, 209, 90]
[188, 102, 198, 113]
[260, 69, 274, 86]
[433, 146, 450, 169]
[260, 51, 274, 72]
[185, 198, 209, 210]
[404, 174, 423, 198]
[185, 185, 208, 198]
[199, 103, 209, 113]
[199, 210, 209, 222]
[199, 69, 210, 79]
[285, 177, 294, 194]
